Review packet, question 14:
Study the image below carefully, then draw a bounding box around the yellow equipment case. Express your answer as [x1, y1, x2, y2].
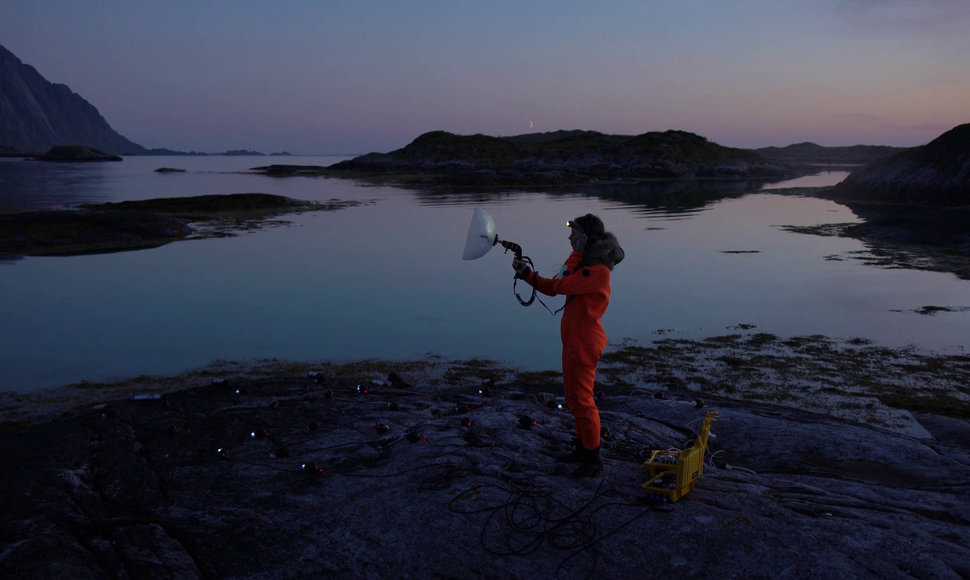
[640, 411, 719, 502]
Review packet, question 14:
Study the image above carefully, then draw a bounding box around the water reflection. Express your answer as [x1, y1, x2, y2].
[760, 170, 850, 189]
[408, 187, 534, 208]
[0, 158, 117, 210]
[410, 179, 763, 220]
[574, 180, 759, 219]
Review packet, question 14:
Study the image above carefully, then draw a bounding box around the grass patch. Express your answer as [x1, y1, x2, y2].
[685, 375, 712, 386]
[745, 333, 779, 347]
[441, 359, 513, 384]
[716, 356, 755, 368]
[877, 392, 970, 419]
[702, 334, 744, 345]
[600, 345, 655, 365]
[326, 359, 434, 380]
[514, 370, 562, 384]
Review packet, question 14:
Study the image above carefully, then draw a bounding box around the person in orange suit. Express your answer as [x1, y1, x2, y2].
[513, 214, 624, 477]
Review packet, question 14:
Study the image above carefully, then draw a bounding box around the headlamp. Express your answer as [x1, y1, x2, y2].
[566, 220, 585, 234]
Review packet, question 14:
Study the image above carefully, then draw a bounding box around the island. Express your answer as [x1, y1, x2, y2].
[0, 193, 359, 259]
[253, 129, 796, 186]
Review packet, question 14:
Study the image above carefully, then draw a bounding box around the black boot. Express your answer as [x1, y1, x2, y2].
[570, 446, 603, 478]
[556, 437, 584, 463]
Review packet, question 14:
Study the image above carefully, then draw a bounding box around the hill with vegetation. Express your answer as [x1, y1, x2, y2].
[324, 129, 791, 185]
[755, 142, 904, 167]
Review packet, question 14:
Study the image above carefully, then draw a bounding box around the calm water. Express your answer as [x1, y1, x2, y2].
[1, 157, 968, 392]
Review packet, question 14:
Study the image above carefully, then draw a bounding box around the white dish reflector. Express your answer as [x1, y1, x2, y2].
[462, 207, 498, 260]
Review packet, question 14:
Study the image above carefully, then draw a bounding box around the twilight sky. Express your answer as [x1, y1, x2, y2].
[3, 0, 968, 154]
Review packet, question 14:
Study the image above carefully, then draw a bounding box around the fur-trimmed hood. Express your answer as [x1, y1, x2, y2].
[581, 232, 624, 270]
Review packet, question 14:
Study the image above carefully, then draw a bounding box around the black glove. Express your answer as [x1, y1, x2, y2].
[512, 258, 532, 279]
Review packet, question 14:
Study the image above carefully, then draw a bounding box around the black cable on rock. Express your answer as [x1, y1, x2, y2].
[446, 478, 653, 579]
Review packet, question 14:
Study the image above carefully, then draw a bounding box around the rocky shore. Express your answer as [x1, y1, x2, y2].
[2, 332, 967, 578]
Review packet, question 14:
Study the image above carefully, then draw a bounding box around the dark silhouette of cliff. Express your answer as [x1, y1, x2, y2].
[0, 44, 146, 156]
[831, 123, 970, 205]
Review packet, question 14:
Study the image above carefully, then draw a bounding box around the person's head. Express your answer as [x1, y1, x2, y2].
[567, 213, 605, 252]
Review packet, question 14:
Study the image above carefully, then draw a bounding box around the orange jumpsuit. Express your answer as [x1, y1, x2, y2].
[524, 250, 610, 450]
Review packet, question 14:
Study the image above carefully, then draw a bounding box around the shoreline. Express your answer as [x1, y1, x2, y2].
[4, 330, 967, 435]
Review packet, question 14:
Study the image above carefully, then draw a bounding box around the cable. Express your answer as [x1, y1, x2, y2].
[446, 476, 653, 579]
[512, 254, 538, 307]
[513, 255, 566, 316]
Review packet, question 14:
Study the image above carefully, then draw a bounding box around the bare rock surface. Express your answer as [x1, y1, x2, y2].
[1, 356, 968, 578]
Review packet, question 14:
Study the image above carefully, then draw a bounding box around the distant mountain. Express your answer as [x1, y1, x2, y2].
[327, 129, 791, 185]
[0, 44, 147, 156]
[755, 142, 905, 165]
[830, 124, 970, 205]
